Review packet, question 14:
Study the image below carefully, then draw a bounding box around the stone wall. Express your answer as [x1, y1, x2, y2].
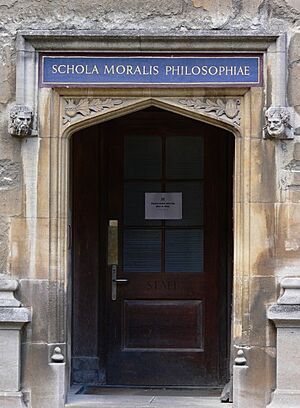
[0, 0, 299, 276]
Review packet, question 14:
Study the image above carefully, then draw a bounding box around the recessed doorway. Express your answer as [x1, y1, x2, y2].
[71, 107, 234, 388]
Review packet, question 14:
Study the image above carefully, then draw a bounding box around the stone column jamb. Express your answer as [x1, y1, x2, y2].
[16, 33, 38, 133]
[0, 275, 31, 408]
[267, 277, 300, 408]
[273, 33, 287, 107]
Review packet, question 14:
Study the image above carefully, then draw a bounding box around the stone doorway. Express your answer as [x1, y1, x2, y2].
[71, 106, 234, 389]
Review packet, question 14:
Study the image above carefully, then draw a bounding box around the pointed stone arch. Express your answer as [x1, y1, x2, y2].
[61, 96, 241, 139]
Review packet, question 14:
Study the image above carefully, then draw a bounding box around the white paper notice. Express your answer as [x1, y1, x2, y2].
[145, 192, 182, 220]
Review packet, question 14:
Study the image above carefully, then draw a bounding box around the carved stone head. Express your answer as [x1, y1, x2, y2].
[264, 107, 293, 140]
[9, 105, 33, 137]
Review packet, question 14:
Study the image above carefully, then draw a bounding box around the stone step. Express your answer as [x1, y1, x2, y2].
[65, 394, 232, 408]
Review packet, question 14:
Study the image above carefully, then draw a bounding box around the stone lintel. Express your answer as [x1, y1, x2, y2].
[17, 30, 279, 52]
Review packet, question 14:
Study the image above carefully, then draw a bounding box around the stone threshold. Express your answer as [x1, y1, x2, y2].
[66, 394, 231, 408]
[65, 387, 232, 408]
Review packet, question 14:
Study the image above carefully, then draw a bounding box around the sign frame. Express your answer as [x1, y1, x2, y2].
[39, 53, 263, 88]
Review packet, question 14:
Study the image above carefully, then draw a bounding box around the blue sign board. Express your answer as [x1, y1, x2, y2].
[41, 55, 262, 87]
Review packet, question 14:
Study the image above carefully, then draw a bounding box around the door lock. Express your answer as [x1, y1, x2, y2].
[111, 264, 128, 301]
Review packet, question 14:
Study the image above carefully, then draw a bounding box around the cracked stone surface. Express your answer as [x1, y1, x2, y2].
[0, 217, 9, 273]
[0, 159, 21, 190]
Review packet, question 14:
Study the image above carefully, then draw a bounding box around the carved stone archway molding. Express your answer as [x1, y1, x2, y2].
[62, 96, 241, 132]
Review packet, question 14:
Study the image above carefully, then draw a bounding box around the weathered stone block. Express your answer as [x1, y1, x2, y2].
[232, 346, 275, 408]
[276, 203, 300, 257]
[268, 278, 300, 407]
[278, 277, 300, 304]
[22, 343, 65, 408]
[192, 0, 233, 26]
[0, 219, 10, 274]
[286, 0, 300, 13]
[0, 274, 20, 307]
[233, 359, 248, 408]
[0, 391, 27, 408]
[18, 279, 49, 342]
[0, 307, 30, 392]
[268, 304, 300, 407]
[288, 63, 300, 109]
[249, 139, 276, 203]
[248, 203, 276, 276]
[36, 137, 50, 218]
[249, 276, 276, 347]
[289, 33, 300, 64]
[0, 330, 21, 391]
[9, 217, 50, 279]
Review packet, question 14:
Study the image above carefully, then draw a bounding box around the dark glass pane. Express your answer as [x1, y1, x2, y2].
[124, 136, 162, 179]
[123, 229, 161, 272]
[166, 136, 203, 179]
[124, 182, 162, 226]
[165, 182, 203, 226]
[165, 229, 203, 273]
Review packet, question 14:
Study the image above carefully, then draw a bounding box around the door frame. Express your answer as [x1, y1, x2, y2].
[64, 94, 240, 390]
[14, 32, 287, 404]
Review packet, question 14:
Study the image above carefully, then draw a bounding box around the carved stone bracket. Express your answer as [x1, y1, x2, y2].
[177, 97, 241, 127]
[263, 107, 294, 140]
[63, 98, 126, 125]
[9, 104, 36, 138]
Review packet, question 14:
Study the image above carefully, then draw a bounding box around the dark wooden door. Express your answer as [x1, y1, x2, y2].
[102, 108, 233, 386]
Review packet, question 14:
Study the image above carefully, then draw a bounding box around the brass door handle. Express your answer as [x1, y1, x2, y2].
[108, 220, 118, 266]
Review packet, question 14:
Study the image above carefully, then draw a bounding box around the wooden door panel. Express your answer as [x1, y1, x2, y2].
[123, 300, 203, 351]
[102, 108, 233, 386]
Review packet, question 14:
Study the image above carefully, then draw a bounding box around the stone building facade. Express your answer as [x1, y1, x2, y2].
[0, 1, 300, 408]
